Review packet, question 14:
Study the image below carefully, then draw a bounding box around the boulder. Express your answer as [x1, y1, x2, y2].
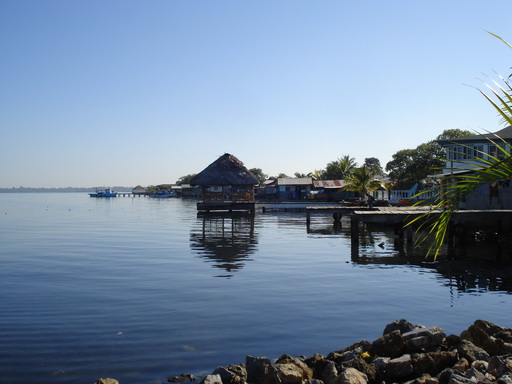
[461, 324, 512, 356]
[384, 354, 414, 380]
[321, 361, 338, 384]
[488, 356, 512, 378]
[338, 356, 376, 383]
[403, 326, 446, 352]
[200, 374, 223, 384]
[369, 330, 407, 358]
[331, 368, 368, 384]
[95, 380, 119, 384]
[411, 350, 458, 377]
[456, 340, 490, 363]
[303, 354, 329, 378]
[213, 365, 247, 384]
[275, 355, 313, 381]
[452, 358, 470, 374]
[274, 364, 304, 384]
[168, 373, 197, 382]
[383, 319, 418, 335]
[403, 373, 438, 384]
[246, 356, 281, 384]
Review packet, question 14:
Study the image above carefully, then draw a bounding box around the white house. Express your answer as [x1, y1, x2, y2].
[437, 126, 512, 209]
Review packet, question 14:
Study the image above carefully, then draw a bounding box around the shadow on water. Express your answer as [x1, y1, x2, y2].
[351, 222, 512, 295]
[189, 212, 258, 277]
[273, 211, 512, 295]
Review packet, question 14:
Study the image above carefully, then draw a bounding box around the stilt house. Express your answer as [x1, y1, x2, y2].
[190, 153, 259, 212]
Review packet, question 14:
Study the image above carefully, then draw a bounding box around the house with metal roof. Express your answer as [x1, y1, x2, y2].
[437, 126, 512, 175]
[436, 126, 512, 209]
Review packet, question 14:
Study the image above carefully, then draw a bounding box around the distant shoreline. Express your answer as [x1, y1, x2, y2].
[0, 187, 134, 193]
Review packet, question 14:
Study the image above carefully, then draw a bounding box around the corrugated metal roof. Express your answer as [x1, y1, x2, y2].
[313, 180, 346, 188]
[277, 178, 313, 186]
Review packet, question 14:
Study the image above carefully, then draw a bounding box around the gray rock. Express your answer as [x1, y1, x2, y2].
[168, 373, 197, 382]
[339, 356, 376, 383]
[461, 324, 512, 356]
[246, 356, 281, 384]
[452, 358, 470, 374]
[275, 355, 313, 381]
[463, 367, 486, 382]
[457, 340, 490, 363]
[499, 373, 512, 384]
[331, 368, 368, 384]
[411, 351, 458, 377]
[305, 380, 324, 384]
[321, 361, 338, 384]
[275, 363, 304, 384]
[403, 373, 439, 384]
[403, 326, 446, 351]
[303, 354, 329, 378]
[200, 374, 223, 384]
[489, 356, 512, 378]
[213, 365, 247, 384]
[383, 319, 418, 335]
[384, 354, 414, 380]
[95, 380, 119, 384]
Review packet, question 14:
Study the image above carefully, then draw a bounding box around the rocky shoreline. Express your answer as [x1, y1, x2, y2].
[96, 319, 512, 384]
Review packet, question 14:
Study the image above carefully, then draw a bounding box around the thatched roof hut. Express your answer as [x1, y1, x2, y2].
[190, 153, 259, 186]
[191, 154, 259, 210]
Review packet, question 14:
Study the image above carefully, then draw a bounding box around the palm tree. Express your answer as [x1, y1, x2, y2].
[342, 166, 382, 198]
[408, 32, 512, 259]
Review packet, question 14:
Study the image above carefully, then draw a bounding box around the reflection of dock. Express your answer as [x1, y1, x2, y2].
[350, 208, 512, 260]
[190, 213, 258, 277]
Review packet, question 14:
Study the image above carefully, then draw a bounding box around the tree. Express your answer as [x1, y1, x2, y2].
[342, 166, 382, 198]
[310, 169, 325, 180]
[176, 174, 197, 185]
[436, 129, 474, 140]
[324, 155, 357, 180]
[364, 157, 384, 176]
[249, 168, 267, 186]
[294, 172, 308, 178]
[386, 142, 445, 189]
[409, 33, 512, 258]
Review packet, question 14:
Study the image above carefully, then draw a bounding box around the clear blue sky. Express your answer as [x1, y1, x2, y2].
[1, 1, 511, 188]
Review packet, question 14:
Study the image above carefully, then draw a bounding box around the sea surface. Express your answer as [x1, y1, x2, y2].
[1, 193, 512, 384]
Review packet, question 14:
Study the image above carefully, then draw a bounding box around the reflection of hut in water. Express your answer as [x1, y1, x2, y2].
[190, 153, 259, 212]
[190, 213, 258, 277]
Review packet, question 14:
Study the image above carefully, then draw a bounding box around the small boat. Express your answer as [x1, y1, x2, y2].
[151, 190, 177, 198]
[89, 188, 117, 197]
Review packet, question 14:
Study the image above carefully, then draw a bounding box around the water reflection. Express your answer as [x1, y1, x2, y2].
[352, 225, 512, 294]
[189, 213, 258, 277]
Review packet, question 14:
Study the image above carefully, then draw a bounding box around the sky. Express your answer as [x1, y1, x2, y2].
[1, 1, 512, 188]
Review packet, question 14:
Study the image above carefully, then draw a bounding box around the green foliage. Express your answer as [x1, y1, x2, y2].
[342, 166, 382, 197]
[249, 168, 268, 185]
[386, 141, 445, 189]
[176, 174, 197, 185]
[436, 129, 475, 140]
[364, 157, 385, 176]
[408, 32, 512, 259]
[324, 155, 357, 180]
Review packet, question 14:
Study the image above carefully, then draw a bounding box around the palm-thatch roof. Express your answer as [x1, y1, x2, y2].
[190, 153, 259, 186]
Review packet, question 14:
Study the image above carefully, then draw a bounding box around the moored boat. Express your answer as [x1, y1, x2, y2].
[89, 188, 117, 197]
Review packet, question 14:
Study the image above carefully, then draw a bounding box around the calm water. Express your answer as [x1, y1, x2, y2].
[1, 193, 512, 384]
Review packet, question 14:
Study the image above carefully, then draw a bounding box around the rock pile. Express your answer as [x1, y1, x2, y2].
[180, 320, 512, 384]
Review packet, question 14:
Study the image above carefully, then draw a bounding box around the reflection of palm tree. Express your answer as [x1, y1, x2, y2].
[342, 166, 382, 197]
